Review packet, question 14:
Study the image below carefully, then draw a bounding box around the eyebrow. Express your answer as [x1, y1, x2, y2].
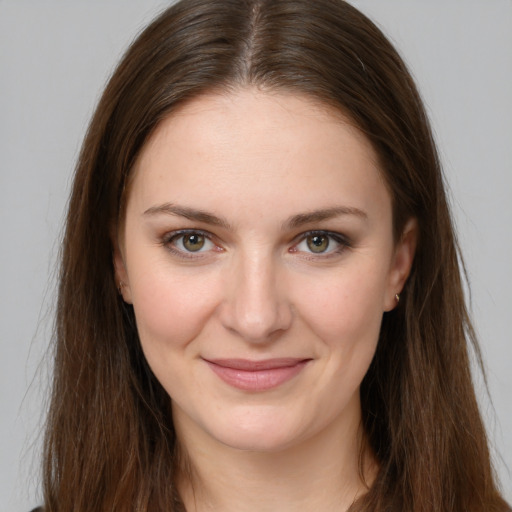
[284, 206, 368, 229]
[143, 203, 232, 229]
[143, 203, 368, 230]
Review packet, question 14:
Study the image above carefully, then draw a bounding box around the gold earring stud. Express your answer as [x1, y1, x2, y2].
[395, 293, 400, 304]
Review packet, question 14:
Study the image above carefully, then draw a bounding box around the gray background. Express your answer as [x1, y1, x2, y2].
[1, 1, 510, 509]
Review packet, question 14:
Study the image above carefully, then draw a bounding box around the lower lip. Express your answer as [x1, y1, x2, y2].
[205, 360, 309, 391]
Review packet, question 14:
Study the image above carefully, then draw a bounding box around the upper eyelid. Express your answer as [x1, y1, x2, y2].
[292, 229, 351, 244]
[163, 228, 216, 242]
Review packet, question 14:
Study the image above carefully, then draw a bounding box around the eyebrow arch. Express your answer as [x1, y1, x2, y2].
[284, 206, 368, 230]
[143, 203, 232, 230]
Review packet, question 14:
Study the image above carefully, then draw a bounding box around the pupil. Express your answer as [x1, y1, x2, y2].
[184, 234, 204, 251]
[308, 235, 329, 253]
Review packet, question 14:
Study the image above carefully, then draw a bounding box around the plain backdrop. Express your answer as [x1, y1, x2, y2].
[1, 1, 511, 509]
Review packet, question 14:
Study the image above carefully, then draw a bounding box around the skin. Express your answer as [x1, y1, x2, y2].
[114, 88, 417, 511]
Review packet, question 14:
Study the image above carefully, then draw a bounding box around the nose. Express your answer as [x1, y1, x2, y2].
[218, 252, 293, 344]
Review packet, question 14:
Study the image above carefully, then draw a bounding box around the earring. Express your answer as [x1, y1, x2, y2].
[395, 293, 400, 304]
[118, 281, 125, 295]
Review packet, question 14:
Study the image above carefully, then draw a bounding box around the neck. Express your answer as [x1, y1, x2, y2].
[174, 398, 376, 512]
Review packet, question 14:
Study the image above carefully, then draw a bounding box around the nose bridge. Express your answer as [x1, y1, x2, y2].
[221, 246, 291, 342]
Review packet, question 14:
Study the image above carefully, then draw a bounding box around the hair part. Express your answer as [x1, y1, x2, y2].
[42, 1, 509, 511]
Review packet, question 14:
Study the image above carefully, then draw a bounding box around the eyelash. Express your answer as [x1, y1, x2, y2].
[162, 229, 220, 259]
[290, 230, 352, 260]
[161, 229, 352, 260]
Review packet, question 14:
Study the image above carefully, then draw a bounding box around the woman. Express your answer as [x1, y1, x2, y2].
[38, 0, 510, 510]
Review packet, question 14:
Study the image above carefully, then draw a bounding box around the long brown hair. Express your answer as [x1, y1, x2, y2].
[42, 1, 510, 510]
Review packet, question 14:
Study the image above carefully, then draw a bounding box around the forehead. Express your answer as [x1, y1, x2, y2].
[127, 88, 389, 223]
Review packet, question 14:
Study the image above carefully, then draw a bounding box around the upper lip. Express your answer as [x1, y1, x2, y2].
[203, 358, 310, 371]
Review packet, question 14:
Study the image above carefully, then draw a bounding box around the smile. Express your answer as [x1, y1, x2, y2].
[203, 358, 311, 391]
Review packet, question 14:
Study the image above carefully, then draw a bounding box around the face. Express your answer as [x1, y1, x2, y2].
[115, 89, 416, 453]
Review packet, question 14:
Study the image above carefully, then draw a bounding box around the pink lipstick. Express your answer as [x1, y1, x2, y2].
[203, 358, 310, 391]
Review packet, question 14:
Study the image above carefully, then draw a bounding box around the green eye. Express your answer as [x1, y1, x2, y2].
[182, 233, 205, 252]
[292, 231, 350, 258]
[165, 230, 217, 258]
[306, 234, 330, 253]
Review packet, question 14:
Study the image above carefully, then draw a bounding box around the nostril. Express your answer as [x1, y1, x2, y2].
[218, 291, 293, 343]
[217, 257, 293, 342]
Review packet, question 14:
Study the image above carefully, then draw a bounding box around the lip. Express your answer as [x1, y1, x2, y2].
[203, 358, 310, 391]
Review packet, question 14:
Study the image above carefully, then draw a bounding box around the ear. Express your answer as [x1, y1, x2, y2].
[384, 218, 418, 311]
[111, 226, 133, 304]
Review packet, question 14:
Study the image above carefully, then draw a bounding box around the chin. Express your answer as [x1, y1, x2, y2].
[217, 429, 301, 453]
[204, 407, 310, 453]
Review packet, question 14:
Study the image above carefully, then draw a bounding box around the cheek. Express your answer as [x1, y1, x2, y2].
[129, 264, 221, 352]
[129, 267, 224, 403]
[300, 265, 386, 342]
[293, 262, 388, 392]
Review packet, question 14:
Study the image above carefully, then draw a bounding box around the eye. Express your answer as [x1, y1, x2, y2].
[164, 230, 218, 256]
[292, 231, 350, 257]
[305, 234, 330, 253]
[180, 233, 207, 252]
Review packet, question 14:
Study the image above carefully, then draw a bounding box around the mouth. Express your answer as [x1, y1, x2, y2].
[202, 357, 311, 391]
